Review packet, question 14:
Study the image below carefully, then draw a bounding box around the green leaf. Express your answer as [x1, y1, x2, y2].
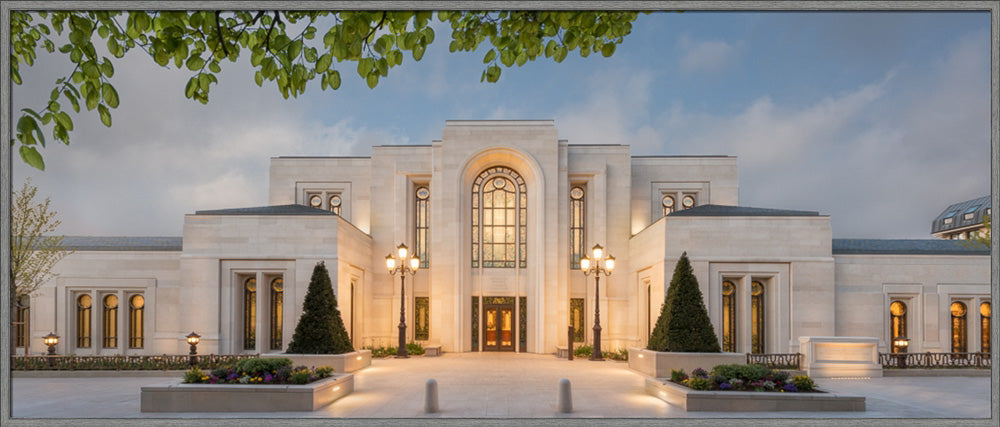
[185, 77, 198, 98]
[100, 58, 114, 77]
[21, 108, 42, 121]
[55, 111, 74, 131]
[483, 49, 496, 64]
[185, 55, 205, 71]
[329, 70, 341, 89]
[316, 53, 332, 73]
[101, 82, 119, 108]
[19, 145, 45, 171]
[98, 104, 112, 126]
[209, 61, 221, 73]
[366, 72, 378, 89]
[412, 44, 425, 61]
[254, 71, 263, 86]
[85, 89, 99, 110]
[357, 57, 374, 77]
[485, 65, 501, 83]
[82, 61, 100, 79]
[63, 89, 81, 113]
[601, 43, 615, 57]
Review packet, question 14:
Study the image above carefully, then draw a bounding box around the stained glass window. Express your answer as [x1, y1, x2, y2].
[415, 297, 429, 340]
[890, 301, 907, 353]
[244, 278, 257, 350]
[570, 186, 585, 269]
[980, 302, 990, 354]
[472, 167, 527, 268]
[415, 187, 430, 268]
[329, 194, 342, 215]
[77, 294, 92, 348]
[128, 294, 144, 348]
[102, 294, 118, 348]
[270, 278, 283, 350]
[662, 195, 675, 216]
[751, 281, 764, 354]
[722, 281, 736, 352]
[951, 301, 967, 353]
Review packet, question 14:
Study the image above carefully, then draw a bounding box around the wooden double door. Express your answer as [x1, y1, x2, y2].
[483, 302, 515, 351]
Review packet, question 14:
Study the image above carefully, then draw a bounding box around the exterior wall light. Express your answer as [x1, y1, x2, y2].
[186, 331, 201, 366]
[892, 336, 909, 368]
[43, 332, 60, 367]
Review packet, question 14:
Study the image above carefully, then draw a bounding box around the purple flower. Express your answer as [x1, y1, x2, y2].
[783, 383, 798, 392]
[719, 382, 732, 390]
[227, 373, 239, 380]
[264, 373, 273, 383]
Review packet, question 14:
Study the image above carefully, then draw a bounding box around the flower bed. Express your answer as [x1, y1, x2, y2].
[669, 364, 818, 393]
[141, 357, 353, 412]
[645, 363, 864, 412]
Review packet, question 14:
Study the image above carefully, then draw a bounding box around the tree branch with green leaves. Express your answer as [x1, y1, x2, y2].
[10, 10, 644, 170]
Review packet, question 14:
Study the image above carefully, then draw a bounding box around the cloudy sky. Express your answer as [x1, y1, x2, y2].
[10, 10, 992, 239]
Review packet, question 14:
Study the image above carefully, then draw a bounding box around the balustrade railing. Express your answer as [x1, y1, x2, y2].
[879, 352, 991, 369]
[12, 353, 259, 371]
[746, 353, 802, 370]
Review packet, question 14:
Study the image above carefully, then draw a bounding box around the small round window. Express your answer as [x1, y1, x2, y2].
[330, 195, 342, 207]
[272, 278, 284, 292]
[130, 295, 145, 309]
[492, 177, 506, 189]
[980, 302, 990, 317]
[682, 195, 695, 208]
[417, 187, 429, 200]
[104, 294, 118, 309]
[245, 277, 257, 292]
[570, 187, 584, 200]
[78, 294, 92, 309]
[309, 195, 322, 208]
[662, 195, 674, 208]
[751, 281, 763, 296]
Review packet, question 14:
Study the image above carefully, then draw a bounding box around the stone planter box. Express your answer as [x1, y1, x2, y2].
[261, 350, 371, 373]
[140, 374, 353, 412]
[628, 347, 744, 378]
[645, 378, 865, 412]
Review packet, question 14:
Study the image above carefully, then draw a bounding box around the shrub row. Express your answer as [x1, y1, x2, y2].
[670, 363, 817, 392]
[182, 357, 335, 385]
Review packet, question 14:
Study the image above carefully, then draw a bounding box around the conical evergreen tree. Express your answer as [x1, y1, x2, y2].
[286, 261, 354, 354]
[647, 252, 721, 352]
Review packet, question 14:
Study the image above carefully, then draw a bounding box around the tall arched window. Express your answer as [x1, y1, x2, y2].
[244, 278, 257, 350]
[722, 281, 736, 352]
[890, 301, 907, 353]
[14, 295, 29, 348]
[951, 301, 967, 353]
[472, 167, 527, 268]
[980, 302, 990, 354]
[270, 278, 283, 350]
[102, 294, 118, 348]
[128, 295, 144, 348]
[570, 186, 585, 269]
[415, 186, 430, 268]
[751, 281, 765, 354]
[77, 294, 92, 348]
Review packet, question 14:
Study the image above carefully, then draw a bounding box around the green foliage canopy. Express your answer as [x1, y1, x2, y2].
[286, 261, 354, 354]
[647, 252, 722, 353]
[10, 10, 643, 170]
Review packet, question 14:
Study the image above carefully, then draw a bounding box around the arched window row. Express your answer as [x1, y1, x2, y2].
[242, 275, 285, 352]
[570, 186, 585, 269]
[719, 278, 767, 354]
[73, 290, 145, 350]
[472, 167, 527, 268]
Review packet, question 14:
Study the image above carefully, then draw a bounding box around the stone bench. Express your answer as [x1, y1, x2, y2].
[424, 346, 443, 357]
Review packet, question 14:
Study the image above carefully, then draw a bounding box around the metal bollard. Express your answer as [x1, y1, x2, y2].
[425, 379, 439, 413]
[557, 378, 572, 413]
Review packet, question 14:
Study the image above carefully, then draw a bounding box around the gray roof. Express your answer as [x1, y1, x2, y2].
[833, 239, 989, 255]
[195, 204, 337, 216]
[61, 236, 182, 251]
[931, 195, 991, 234]
[667, 204, 820, 217]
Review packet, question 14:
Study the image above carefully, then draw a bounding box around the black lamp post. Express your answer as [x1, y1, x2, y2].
[893, 336, 909, 368]
[43, 332, 59, 367]
[186, 332, 201, 367]
[386, 243, 420, 358]
[579, 244, 615, 361]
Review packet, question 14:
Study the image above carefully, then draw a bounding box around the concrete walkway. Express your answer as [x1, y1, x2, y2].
[11, 352, 993, 419]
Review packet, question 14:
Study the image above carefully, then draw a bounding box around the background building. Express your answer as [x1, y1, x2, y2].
[931, 195, 991, 240]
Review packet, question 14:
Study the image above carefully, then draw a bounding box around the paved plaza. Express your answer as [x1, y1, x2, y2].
[10, 352, 994, 420]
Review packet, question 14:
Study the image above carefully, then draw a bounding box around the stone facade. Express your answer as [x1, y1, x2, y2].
[20, 120, 991, 358]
